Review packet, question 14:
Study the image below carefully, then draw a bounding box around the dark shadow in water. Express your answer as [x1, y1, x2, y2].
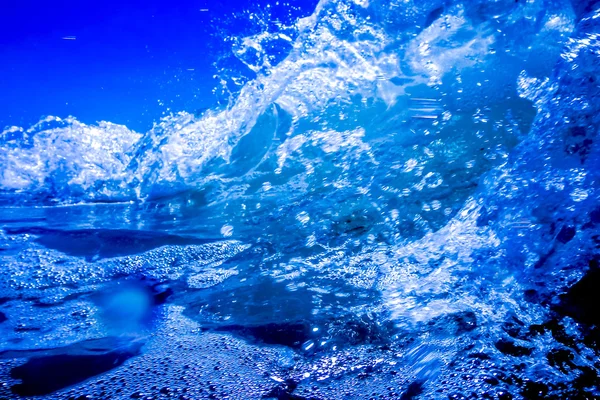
[3, 227, 215, 260]
[183, 276, 397, 351]
[214, 322, 312, 349]
[400, 381, 425, 400]
[2, 337, 144, 396]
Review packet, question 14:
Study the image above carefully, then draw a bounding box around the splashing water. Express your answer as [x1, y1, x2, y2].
[1, 0, 600, 398]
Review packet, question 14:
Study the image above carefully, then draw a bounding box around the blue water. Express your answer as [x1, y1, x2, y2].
[0, 0, 599, 398]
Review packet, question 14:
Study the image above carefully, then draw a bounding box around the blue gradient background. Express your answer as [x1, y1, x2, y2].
[0, 0, 318, 132]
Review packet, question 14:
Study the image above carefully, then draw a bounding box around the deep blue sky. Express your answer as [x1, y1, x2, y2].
[0, 0, 318, 132]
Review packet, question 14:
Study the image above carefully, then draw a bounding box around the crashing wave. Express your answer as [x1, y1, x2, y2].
[1, 0, 570, 204]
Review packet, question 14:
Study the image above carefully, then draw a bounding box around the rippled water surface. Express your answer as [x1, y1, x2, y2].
[1, 0, 600, 398]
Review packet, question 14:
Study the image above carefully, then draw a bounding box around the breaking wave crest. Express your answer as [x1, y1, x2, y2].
[1, 0, 569, 204]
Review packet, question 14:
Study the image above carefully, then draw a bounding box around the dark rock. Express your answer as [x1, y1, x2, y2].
[0, 311, 6, 323]
[556, 225, 576, 244]
[495, 339, 533, 357]
[557, 259, 600, 325]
